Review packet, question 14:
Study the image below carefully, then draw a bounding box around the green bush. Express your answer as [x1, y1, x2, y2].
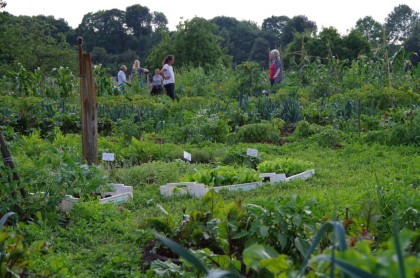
[114, 160, 196, 187]
[182, 165, 260, 186]
[237, 122, 280, 143]
[190, 149, 212, 163]
[220, 148, 262, 169]
[167, 110, 231, 144]
[312, 126, 344, 148]
[293, 120, 319, 138]
[257, 158, 313, 176]
[120, 137, 182, 164]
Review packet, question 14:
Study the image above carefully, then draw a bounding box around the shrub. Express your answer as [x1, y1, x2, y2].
[236, 122, 280, 143]
[114, 160, 195, 187]
[294, 120, 318, 138]
[182, 165, 260, 186]
[190, 149, 212, 163]
[220, 148, 262, 169]
[257, 158, 313, 176]
[312, 126, 344, 148]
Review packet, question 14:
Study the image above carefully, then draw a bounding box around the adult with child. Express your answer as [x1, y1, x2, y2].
[130, 60, 149, 87]
[117, 65, 130, 93]
[269, 49, 284, 86]
[160, 55, 176, 100]
[150, 68, 163, 95]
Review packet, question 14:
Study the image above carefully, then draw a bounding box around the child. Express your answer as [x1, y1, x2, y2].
[150, 68, 163, 95]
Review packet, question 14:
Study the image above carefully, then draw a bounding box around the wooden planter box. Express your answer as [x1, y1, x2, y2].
[60, 183, 133, 212]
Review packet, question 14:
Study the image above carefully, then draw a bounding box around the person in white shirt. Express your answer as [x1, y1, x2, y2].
[160, 55, 176, 100]
[117, 65, 129, 93]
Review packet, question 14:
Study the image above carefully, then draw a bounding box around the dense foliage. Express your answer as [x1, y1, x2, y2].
[0, 4, 418, 74]
[0, 2, 419, 276]
[0, 41, 419, 276]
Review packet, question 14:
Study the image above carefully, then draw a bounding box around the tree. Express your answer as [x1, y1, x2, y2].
[403, 21, 420, 66]
[355, 16, 382, 48]
[125, 4, 152, 37]
[75, 9, 128, 54]
[145, 31, 174, 70]
[0, 14, 77, 74]
[282, 15, 317, 46]
[248, 37, 270, 67]
[152, 11, 168, 31]
[343, 30, 371, 60]
[262, 15, 290, 48]
[0, 0, 6, 10]
[385, 4, 419, 45]
[174, 17, 230, 68]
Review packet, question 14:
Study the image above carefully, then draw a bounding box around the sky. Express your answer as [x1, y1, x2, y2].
[5, 0, 420, 34]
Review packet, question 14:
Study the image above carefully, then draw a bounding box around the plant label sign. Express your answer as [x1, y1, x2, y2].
[246, 148, 258, 157]
[102, 152, 115, 161]
[183, 151, 192, 162]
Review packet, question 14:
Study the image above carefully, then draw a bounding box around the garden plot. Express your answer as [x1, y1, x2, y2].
[160, 169, 315, 198]
[60, 183, 133, 212]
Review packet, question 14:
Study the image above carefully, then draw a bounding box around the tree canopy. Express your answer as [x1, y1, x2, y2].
[0, 3, 419, 74]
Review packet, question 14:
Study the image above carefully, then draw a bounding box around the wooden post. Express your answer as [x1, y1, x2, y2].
[78, 37, 98, 164]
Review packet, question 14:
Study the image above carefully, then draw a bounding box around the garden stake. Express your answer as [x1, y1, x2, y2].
[78, 37, 98, 164]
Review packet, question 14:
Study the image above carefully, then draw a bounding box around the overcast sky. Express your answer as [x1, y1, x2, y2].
[5, 0, 420, 34]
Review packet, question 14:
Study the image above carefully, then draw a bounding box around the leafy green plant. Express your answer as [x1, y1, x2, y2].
[1, 212, 48, 277]
[303, 223, 420, 277]
[236, 122, 280, 143]
[154, 232, 242, 278]
[311, 126, 344, 148]
[257, 158, 313, 176]
[182, 166, 260, 187]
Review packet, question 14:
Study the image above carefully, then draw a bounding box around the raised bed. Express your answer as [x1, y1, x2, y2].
[60, 183, 133, 212]
[259, 169, 315, 183]
[160, 169, 315, 198]
[160, 181, 262, 198]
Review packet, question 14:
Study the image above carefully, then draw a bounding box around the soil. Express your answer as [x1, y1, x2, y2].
[140, 239, 181, 271]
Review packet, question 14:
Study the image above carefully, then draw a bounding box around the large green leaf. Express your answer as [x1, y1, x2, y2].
[207, 270, 243, 278]
[0, 212, 16, 229]
[153, 231, 209, 274]
[298, 221, 347, 277]
[312, 255, 377, 278]
[243, 244, 279, 270]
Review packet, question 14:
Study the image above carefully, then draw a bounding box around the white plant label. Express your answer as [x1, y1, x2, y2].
[102, 152, 115, 161]
[184, 151, 192, 162]
[246, 148, 258, 157]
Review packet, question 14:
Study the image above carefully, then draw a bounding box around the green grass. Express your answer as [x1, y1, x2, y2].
[10, 137, 420, 276]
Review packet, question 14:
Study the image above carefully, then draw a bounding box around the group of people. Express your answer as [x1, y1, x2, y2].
[117, 55, 176, 100]
[117, 49, 283, 100]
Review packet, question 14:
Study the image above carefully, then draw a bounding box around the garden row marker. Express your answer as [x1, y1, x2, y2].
[184, 151, 192, 162]
[102, 152, 115, 162]
[246, 148, 258, 157]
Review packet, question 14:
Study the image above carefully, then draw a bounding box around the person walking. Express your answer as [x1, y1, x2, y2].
[117, 65, 129, 93]
[150, 68, 163, 95]
[130, 60, 149, 88]
[160, 55, 176, 100]
[270, 49, 284, 86]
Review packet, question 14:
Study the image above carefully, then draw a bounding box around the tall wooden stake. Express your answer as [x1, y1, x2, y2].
[78, 37, 98, 164]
